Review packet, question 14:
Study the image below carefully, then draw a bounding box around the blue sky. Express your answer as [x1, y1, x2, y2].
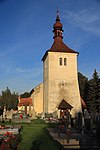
[0, 0, 100, 94]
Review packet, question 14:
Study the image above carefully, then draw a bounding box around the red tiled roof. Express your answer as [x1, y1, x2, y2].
[49, 39, 78, 53]
[18, 97, 33, 106]
[42, 39, 78, 61]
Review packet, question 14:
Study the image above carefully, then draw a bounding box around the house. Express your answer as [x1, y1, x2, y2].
[18, 96, 34, 117]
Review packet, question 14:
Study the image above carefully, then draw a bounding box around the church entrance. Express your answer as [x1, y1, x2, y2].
[58, 99, 73, 117]
[60, 109, 69, 118]
[58, 99, 73, 126]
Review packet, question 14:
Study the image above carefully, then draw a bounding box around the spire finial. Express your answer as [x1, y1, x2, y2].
[56, 9, 60, 21]
[57, 8, 59, 15]
[53, 10, 63, 39]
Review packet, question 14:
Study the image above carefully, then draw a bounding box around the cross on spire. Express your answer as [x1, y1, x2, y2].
[56, 10, 60, 21]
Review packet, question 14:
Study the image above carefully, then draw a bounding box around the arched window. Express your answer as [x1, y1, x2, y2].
[59, 58, 62, 65]
[64, 58, 67, 66]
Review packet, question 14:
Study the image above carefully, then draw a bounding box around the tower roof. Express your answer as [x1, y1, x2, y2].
[49, 39, 77, 53]
[42, 12, 78, 61]
[53, 11, 63, 29]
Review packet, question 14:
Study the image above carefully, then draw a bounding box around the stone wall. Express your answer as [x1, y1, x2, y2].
[31, 83, 43, 116]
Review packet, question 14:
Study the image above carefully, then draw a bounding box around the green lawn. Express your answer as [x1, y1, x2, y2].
[17, 119, 58, 150]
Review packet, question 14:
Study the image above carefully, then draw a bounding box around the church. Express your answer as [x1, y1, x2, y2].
[30, 12, 83, 119]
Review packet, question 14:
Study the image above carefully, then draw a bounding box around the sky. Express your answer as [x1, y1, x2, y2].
[0, 0, 100, 94]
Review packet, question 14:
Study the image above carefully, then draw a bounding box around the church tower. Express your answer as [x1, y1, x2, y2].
[42, 12, 82, 118]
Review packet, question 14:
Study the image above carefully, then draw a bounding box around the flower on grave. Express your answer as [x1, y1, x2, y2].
[4, 131, 12, 137]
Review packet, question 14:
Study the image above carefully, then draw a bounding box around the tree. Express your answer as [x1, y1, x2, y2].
[0, 95, 3, 107]
[1, 87, 18, 110]
[78, 72, 88, 102]
[10, 92, 19, 110]
[87, 69, 100, 115]
[20, 92, 31, 98]
[0, 95, 3, 115]
[2, 87, 11, 110]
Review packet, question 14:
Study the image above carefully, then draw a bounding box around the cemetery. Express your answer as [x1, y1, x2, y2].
[0, 123, 22, 149]
[0, 107, 100, 150]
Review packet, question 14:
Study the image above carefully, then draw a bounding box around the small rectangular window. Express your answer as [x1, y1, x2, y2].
[59, 58, 62, 65]
[64, 58, 67, 66]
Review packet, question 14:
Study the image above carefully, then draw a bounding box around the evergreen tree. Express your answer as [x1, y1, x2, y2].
[2, 87, 11, 110]
[87, 69, 100, 116]
[10, 92, 19, 110]
[0, 94, 3, 107]
[1, 87, 18, 110]
[78, 72, 88, 102]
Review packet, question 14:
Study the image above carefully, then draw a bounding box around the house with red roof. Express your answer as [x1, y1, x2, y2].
[18, 96, 34, 117]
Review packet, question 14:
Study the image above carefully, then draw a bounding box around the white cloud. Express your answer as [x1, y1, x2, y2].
[63, 8, 100, 36]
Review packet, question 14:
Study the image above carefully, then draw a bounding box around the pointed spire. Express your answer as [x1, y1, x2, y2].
[53, 10, 63, 39]
[42, 11, 78, 62]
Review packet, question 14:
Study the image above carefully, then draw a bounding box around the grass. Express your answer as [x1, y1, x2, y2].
[17, 119, 58, 150]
